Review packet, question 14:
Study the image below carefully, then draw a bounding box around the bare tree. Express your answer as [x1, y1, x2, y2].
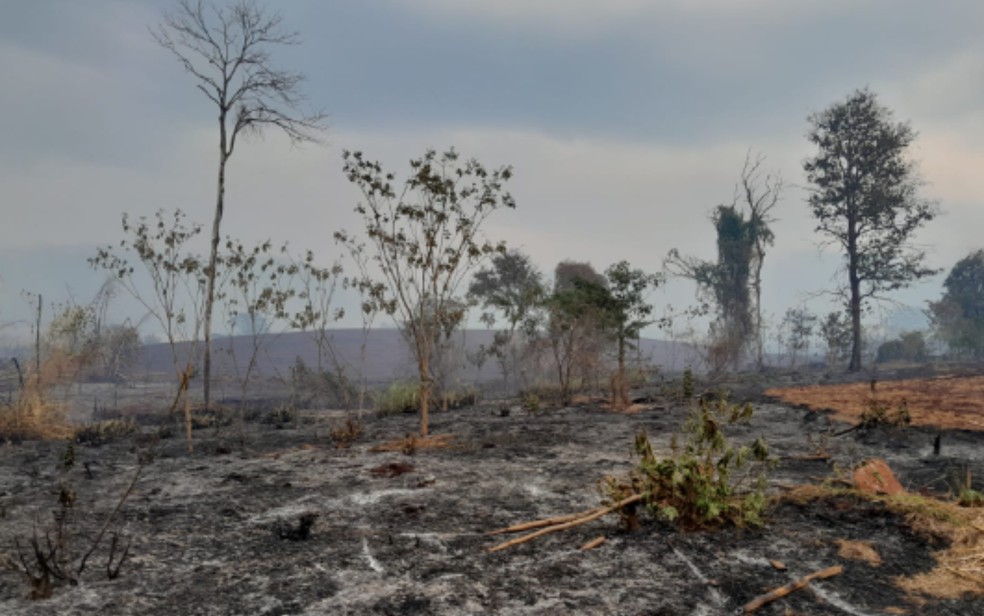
[152, 0, 327, 409]
[736, 151, 781, 370]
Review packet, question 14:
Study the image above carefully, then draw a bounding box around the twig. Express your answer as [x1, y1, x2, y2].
[742, 565, 843, 614]
[76, 458, 146, 577]
[487, 494, 644, 553]
[580, 535, 606, 551]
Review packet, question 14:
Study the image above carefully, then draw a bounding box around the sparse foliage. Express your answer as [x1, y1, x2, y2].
[819, 311, 853, 367]
[545, 262, 611, 406]
[603, 261, 662, 408]
[336, 148, 515, 436]
[781, 308, 817, 367]
[804, 88, 939, 371]
[468, 250, 546, 393]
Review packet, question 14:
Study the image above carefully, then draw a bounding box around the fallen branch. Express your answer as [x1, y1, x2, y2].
[580, 535, 606, 551]
[487, 505, 607, 536]
[487, 494, 644, 553]
[742, 565, 843, 614]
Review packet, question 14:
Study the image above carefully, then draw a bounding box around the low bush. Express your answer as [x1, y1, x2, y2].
[602, 394, 775, 530]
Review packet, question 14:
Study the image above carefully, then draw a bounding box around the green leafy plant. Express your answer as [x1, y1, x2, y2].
[602, 394, 775, 530]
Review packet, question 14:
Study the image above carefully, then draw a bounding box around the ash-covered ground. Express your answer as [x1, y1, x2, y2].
[1, 380, 982, 615]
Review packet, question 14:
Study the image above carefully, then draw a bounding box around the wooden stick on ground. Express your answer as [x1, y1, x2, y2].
[487, 506, 607, 536]
[580, 535, 606, 551]
[487, 494, 644, 553]
[742, 565, 843, 614]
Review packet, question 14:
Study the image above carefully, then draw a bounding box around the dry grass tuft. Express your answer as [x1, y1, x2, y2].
[835, 538, 882, 566]
[0, 371, 74, 441]
[370, 433, 454, 454]
[783, 484, 984, 599]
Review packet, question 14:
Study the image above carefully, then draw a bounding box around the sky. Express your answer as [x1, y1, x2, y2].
[1, 0, 983, 347]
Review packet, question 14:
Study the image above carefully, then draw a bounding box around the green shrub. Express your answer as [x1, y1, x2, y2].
[602, 394, 775, 530]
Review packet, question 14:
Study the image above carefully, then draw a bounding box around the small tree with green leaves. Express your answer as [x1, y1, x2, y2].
[220, 238, 299, 428]
[604, 261, 662, 408]
[90, 209, 208, 451]
[336, 148, 515, 437]
[545, 262, 611, 406]
[468, 250, 545, 394]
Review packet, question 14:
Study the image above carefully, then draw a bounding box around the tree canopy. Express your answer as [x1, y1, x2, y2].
[804, 88, 938, 371]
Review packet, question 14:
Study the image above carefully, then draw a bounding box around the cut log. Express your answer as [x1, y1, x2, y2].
[742, 565, 843, 613]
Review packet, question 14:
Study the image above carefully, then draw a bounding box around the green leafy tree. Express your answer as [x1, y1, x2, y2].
[153, 0, 327, 410]
[804, 88, 939, 371]
[928, 250, 984, 357]
[667, 205, 756, 371]
[336, 148, 515, 437]
[468, 250, 545, 393]
[604, 261, 662, 408]
[546, 264, 611, 406]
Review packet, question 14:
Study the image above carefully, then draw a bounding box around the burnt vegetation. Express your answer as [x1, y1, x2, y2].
[3, 2, 984, 615]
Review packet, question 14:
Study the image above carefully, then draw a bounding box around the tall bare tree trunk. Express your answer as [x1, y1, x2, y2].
[203, 121, 228, 411]
[418, 354, 431, 437]
[847, 215, 862, 372]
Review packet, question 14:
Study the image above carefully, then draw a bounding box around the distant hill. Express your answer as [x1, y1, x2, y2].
[137, 329, 702, 384]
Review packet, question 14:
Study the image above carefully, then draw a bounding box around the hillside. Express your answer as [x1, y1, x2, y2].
[137, 329, 702, 385]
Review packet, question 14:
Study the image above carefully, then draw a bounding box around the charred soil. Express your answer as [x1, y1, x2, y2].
[1, 376, 983, 615]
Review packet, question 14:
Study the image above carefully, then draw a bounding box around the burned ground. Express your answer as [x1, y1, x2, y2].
[1, 377, 983, 615]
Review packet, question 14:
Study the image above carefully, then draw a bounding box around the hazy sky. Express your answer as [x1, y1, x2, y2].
[2, 0, 983, 344]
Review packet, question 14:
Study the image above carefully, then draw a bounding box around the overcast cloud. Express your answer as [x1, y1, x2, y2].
[1, 0, 982, 344]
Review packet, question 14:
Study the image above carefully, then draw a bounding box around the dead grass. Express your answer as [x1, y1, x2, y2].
[370, 433, 454, 454]
[0, 375, 74, 441]
[835, 538, 882, 566]
[784, 485, 984, 599]
[766, 374, 984, 431]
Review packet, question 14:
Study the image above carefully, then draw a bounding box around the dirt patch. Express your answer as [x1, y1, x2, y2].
[1, 391, 983, 614]
[766, 373, 984, 431]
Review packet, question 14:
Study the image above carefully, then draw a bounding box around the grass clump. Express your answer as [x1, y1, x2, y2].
[0, 376, 73, 442]
[372, 380, 419, 415]
[602, 394, 775, 530]
[75, 418, 137, 446]
[783, 484, 984, 599]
